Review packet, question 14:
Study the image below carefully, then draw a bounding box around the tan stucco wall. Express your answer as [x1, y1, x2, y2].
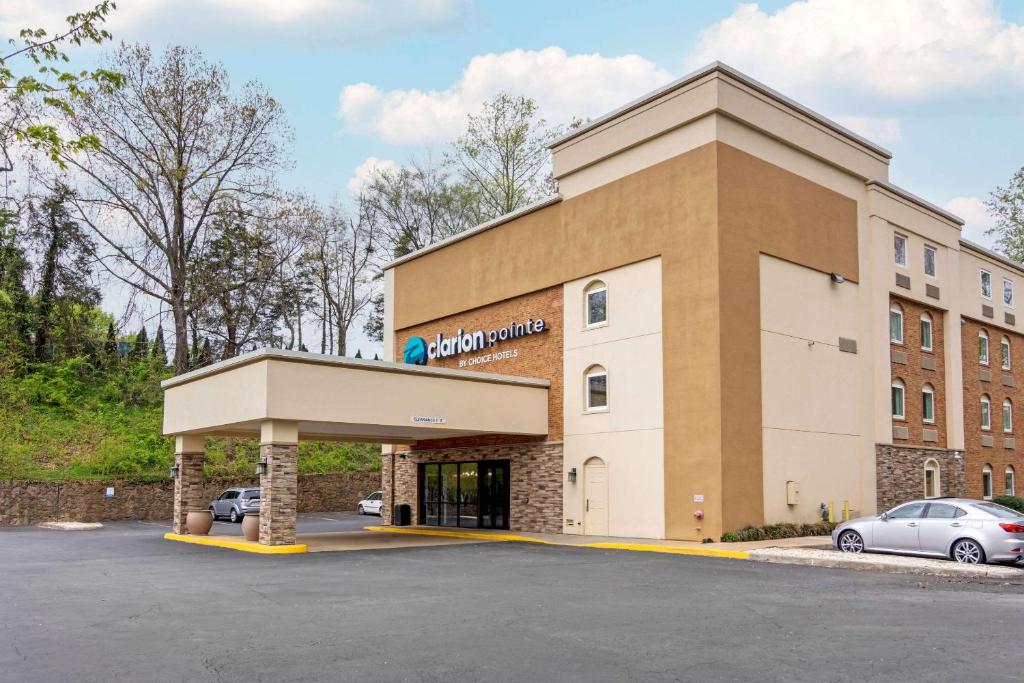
[562, 258, 665, 539]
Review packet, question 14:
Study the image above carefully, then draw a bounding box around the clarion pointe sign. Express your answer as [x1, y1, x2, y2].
[403, 317, 548, 366]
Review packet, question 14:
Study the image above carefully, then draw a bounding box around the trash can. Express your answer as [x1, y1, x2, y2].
[393, 503, 411, 526]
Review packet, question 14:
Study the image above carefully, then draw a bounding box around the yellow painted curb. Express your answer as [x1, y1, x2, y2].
[363, 527, 749, 559]
[163, 533, 308, 554]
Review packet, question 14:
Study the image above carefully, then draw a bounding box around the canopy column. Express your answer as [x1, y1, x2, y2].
[258, 420, 299, 546]
[172, 434, 206, 534]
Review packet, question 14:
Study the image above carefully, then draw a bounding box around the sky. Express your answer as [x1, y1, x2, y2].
[5, 0, 1024, 357]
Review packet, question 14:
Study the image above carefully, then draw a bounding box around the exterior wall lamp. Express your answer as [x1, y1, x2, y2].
[255, 459, 268, 476]
[169, 464, 180, 480]
[567, 467, 577, 483]
[830, 272, 845, 284]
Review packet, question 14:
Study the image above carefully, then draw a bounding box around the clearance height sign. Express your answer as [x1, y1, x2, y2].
[403, 317, 548, 368]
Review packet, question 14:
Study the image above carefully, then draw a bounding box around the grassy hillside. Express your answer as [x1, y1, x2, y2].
[0, 357, 380, 482]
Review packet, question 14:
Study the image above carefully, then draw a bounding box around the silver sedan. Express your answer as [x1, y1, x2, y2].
[832, 498, 1024, 565]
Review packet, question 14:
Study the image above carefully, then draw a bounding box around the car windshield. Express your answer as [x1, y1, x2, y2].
[970, 502, 1022, 519]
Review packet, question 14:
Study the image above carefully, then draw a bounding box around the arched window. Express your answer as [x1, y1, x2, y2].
[585, 365, 608, 412]
[981, 395, 991, 430]
[1004, 399, 1014, 433]
[920, 313, 933, 351]
[584, 281, 607, 327]
[979, 330, 990, 365]
[889, 305, 904, 344]
[1006, 465, 1017, 496]
[982, 464, 993, 500]
[891, 379, 905, 420]
[1002, 337, 1011, 370]
[922, 384, 935, 424]
[924, 459, 940, 499]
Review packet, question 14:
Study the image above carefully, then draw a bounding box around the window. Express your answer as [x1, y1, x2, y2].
[920, 313, 933, 351]
[585, 281, 607, 327]
[891, 379, 905, 420]
[894, 233, 907, 266]
[585, 366, 608, 412]
[1005, 399, 1014, 433]
[1005, 278, 1015, 308]
[888, 502, 927, 519]
[1002, 337, 1011, 370]
[982, 465, 993, 500]
[1007, 466, 1016, 496]
[981, 395, 991, 430]
[981, 269, 992, 299]
[922, 384, 935, 423]
[889, 305, 904, 344]
[924, 459, 940, 499]
[979, 330, 989, 365]
[923, 245, 936, 277]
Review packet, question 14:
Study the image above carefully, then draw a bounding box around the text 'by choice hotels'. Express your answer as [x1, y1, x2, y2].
[425, 317, 547, 362]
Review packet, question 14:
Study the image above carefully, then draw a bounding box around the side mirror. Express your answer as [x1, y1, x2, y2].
[880, 512, 889, 521]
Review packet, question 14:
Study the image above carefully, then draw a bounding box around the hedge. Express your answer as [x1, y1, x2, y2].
[721, 521, 838, 543]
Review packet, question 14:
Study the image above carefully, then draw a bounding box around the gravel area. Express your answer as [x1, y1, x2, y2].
[750, 546, 1024, 580]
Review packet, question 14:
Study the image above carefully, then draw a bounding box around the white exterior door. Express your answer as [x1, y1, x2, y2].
[584, 459, 608, 536]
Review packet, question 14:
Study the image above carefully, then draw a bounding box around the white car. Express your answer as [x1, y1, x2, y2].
[357, 491, 384, 516]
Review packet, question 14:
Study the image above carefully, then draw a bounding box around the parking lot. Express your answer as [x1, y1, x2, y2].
[1, 517, 1022, 683]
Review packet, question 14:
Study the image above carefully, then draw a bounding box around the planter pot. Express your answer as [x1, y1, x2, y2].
[186, 510, 213, 536]
[242, 513, 260, 542]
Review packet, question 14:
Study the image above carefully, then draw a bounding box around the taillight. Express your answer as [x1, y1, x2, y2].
[998, 522, 1024, 533]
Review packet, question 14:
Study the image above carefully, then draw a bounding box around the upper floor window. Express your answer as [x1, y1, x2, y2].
[585, 365, 608, 412]
[1002, 337, 1011, 371]
[891, 379, 905, 420]
[1007, 466, 1016, 496]
[924, 459, 940, 499]
[922, 384, 935, 424]
[979, 330, 990, 365]
[981, 394, 992, 431]
[982, 465, 993, 500]
[923, 245, 936, 277]
[585, 281, 608, 327]
[894, 233, 907, 267]
[889, 305, 904, 344]
[981, 269, 992, 299]
[1004, 398, 1013, 433]
[920, 313, 933, 351]
[1005, 278, 1015, 308]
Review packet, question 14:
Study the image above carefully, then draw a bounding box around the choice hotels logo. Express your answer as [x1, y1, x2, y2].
[403, 336, 428, 365]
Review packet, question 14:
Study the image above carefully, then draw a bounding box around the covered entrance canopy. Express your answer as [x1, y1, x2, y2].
[162, 349, 549, 546]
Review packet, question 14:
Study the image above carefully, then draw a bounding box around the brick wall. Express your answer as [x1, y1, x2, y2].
[395, 285, 563, 448]
[875, 444, 964, 511]
[382, 442, 563, 533]
[890, 296, 947, 448]
[0, 471, 381, 526]
[961, 317, 1024, 498]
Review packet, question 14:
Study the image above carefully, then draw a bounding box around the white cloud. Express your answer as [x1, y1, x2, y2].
[832, 116, 902, 146]
[687, 0, 1024, 101]
[946, 195, 996, 247]
[0, 0, 474, 46]
[346, 156, 399, 196]
[338, 46, 673, 145]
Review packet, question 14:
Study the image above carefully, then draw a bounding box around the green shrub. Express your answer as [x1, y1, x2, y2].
[721, 520, 837, 543]
[994, 495, 1024, 512]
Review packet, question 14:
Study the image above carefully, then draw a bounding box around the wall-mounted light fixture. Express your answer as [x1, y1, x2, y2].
[399, 453, 407, 460]
[169, 464, 180, 480]
[567, 467, 577, 483]
[255, 459, 268, 476]
[830, 272, 845, 284]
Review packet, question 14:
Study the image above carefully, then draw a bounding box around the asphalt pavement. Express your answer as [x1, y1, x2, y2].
[1, 516, 1022, 683]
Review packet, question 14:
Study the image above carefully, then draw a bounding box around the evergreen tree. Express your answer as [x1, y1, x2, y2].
[103, 321, 118, 364]
[0, 222, 33, 366]
[199, 338, 214, 367]
[130, 327, 148, 360]
[354, 349, 362, 359]
[151, 324, 167, 364]
[189, 335, 201, 369]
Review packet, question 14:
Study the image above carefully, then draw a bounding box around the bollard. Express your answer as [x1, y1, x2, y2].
[842, 500, 850, 522]
[828, 501, 835, 523]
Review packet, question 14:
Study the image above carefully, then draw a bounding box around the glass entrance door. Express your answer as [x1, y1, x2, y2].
[480, 461, 509, 530]
[419, 460, 509, 529]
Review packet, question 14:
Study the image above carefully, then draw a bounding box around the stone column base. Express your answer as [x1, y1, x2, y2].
[259, 442, 298, 545]
[172, 451, 205, 534]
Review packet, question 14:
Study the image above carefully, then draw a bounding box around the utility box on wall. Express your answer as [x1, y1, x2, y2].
[786, 481, 800, 506]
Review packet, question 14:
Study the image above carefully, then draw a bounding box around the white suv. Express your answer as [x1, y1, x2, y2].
[357, 491, 384, 516]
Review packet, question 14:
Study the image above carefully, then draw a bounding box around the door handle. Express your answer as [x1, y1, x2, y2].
[907, 523, 918, 527]
[950, 522, 962, 527]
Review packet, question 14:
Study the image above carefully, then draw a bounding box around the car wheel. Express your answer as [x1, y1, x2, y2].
[230, 508, 239, 523]
[952, 538, 985, 564]
[837, 530, 865, 554]
[357, 505, 364, 515]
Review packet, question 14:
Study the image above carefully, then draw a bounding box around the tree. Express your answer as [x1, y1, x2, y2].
[448, 93, 563, 220]
[57, 44, 291, 373]
[363, 293, 384, 343]
[102, 320, 117, 363]
[0, 221, 32, 368]
[0, 2, 122, 168]
[987, 167, 1024, 262]
[151, 323, 166, 364]
[130, 326, 148, 359]
[27, 184, 99, 361]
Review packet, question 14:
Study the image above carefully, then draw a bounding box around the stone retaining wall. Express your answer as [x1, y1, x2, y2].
[875, 444, 964, 511]
[0, 471, 381, 526]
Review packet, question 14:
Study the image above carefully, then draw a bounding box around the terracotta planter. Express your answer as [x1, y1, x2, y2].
[242, 513, 260, 542]
[186, 509, 213, 536]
